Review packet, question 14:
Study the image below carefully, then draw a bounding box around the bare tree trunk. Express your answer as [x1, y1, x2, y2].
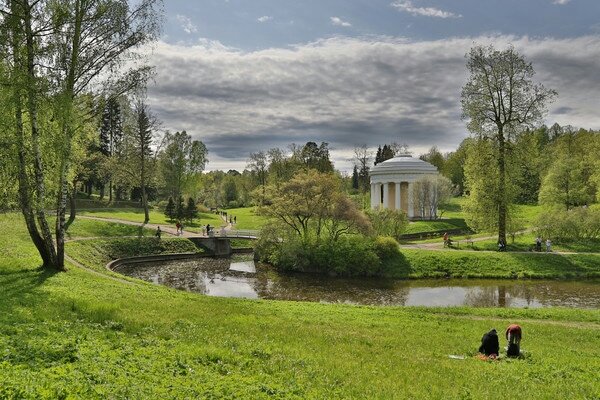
[497, 128, 507, 245]
[55, 0, 83, 270]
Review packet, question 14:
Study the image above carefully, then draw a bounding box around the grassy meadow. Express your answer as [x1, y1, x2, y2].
[1, 213, 599, 398]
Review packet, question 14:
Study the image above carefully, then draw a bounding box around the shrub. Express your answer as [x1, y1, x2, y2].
[536, 206, 600, 240]
[255, 224, 395, 277]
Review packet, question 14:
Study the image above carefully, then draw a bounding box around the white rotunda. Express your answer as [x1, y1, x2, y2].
[369, 154, 439, 218]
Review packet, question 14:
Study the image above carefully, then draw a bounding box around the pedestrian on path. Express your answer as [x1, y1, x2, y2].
[155, 226, 161, 239]
[546, 238, 552, 252]
[175, 221, 181, 236]
[234, 216, 237, 224]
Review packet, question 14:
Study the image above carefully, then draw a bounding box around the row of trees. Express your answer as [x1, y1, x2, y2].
[0, 0, 162, 270]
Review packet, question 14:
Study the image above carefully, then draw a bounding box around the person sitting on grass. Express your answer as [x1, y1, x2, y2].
[505, 324, 522, 357]
[478, 328, 499, 358]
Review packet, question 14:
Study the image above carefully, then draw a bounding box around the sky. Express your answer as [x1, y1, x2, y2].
[144, 0, 600, 171]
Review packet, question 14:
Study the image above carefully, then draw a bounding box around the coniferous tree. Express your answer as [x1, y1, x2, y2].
[175, 196, 185, 221]
[351, 165, 359, 190]
[185, 197, 199, 223]
[99, 97, 123, 201]
[374, 146, 383, 165]
[165, 196, 176, 221]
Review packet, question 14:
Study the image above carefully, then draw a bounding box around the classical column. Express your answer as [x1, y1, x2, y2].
[382, 183, 389, 209]
[395, 182, 401, 211]
[407, 182, 415, 218]
[370, 183, 377, 209]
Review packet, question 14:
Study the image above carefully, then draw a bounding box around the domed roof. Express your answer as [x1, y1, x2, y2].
[370, 154, 438, 176]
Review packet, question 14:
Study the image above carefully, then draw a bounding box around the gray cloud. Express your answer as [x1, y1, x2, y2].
[147, 35, 600, 171]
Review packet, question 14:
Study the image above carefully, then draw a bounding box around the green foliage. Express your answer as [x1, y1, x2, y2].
[256, 228, 390, 277]
[536, 206, 600, 241]
[175, 196, 185, 221]
[164, 196, 176, 221]
[184, 197, 199, 224]
[366, 208, 408, 240]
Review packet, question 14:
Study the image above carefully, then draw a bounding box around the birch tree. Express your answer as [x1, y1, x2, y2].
[461, 45, 556, 245]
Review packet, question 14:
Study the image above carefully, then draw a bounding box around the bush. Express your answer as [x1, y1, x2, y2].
[255, 224, 399, 277]
[536, 206, 600, 240]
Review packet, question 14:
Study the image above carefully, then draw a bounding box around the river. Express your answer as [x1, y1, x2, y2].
[114, 256, 600, 309]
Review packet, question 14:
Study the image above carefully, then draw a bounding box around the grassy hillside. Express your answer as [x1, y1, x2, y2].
[1, 214, 599, 399]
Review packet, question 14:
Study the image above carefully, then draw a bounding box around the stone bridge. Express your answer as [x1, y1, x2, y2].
[187, 229, 259, 257]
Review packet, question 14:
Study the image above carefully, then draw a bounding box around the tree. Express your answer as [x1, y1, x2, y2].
[164, 196, 176, 221]
[160, 131, 208, 200]
[0, 0, 161, 271]
[99, 97, 124, 201]
[259, 170, 371, 243]
[538, 128, 596, 209]
[351, 165, 359, 190]
[366, 209, 408, 240]
[247, 151, 268, 204]
[175, 196, 185, 221]
[296, 142, 334, 173]
[461, 44, 556, 244]
[353, 145, 371, 193]
[184, 197, 199, 224]
[420, 146, 445, 172]
[136, 102, 157, 223]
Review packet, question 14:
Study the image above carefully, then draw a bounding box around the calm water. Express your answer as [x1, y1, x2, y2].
[115, 257, 600, 309]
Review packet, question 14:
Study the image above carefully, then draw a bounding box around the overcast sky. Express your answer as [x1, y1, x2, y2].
[145, 0, 600, 171]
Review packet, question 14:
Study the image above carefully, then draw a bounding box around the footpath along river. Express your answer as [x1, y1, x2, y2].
[115, 256, 600, 309]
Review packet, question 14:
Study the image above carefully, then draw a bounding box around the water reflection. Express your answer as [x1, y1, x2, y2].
[115, 257, 600, 309]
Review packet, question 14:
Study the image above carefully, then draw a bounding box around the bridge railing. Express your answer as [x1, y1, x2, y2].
[212, 229, 260, 238]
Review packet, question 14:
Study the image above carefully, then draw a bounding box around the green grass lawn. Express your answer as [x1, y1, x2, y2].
[225, 207, 271, 230]
[404, 218, 470, 235]
[394, 249, 600, 279]
[79, 208, 224, 232]
[464, 233, 600, 254]
[1, 213, 600, 399]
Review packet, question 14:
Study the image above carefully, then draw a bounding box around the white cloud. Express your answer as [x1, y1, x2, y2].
[391, 1, 461, 18]
[330, 17, 352, 27]
[553, 0, 571, 4]
[176, 15, 197, 34]
[257, 16, 273, 23]
[147, 35, 600, 170]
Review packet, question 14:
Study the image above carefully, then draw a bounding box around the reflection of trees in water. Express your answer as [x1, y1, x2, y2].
[463, 284, 537, 308]
[252, 266, 410, 306]
[119, 259, 230, 294]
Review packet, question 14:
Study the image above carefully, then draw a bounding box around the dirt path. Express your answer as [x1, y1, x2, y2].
[77, 215, 201, 238]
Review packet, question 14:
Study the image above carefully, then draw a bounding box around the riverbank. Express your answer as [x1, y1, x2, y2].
[391, 248, 600, 279]
[1, 214, 600, 398]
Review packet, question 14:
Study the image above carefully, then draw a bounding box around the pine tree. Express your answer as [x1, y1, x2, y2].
[374, 146, 383, 165]
[165, 196, 176, 221]
[351, 165, 359, 190]
[185, 197, 199, 223]
[175, 196, 185, 221]
[382, 144, 394, 162]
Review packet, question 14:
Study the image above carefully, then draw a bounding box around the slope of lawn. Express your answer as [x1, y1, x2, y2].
[79, 208, 224, 232]
[1, 213, 599, 399]
[392, 249, 600, 279]
[224, 207, 271, 230]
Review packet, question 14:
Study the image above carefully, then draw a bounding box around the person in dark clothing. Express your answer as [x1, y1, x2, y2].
[478, 329, 500, 357]
[155, 226, 161, 239]
[505, 324, 522, 357]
